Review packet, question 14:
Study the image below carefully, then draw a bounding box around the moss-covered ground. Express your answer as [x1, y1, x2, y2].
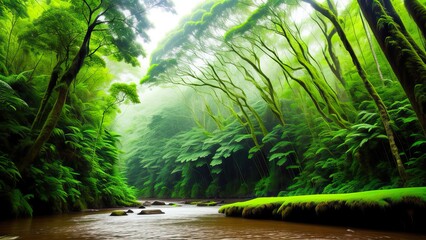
[219, 187, 426, 232]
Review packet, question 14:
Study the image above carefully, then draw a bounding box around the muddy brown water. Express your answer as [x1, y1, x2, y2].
[0, 204, 424, 239]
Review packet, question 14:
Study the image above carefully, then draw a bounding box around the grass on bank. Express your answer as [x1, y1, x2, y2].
[219, 187, 426, 232]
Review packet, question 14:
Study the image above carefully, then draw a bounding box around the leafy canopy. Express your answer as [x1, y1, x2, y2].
[66, 0, 174, 66]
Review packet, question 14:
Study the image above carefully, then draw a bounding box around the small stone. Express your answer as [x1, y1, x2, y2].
[126, 209, 134, 213]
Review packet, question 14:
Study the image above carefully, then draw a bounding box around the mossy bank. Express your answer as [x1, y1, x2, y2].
[219, 187, 426, 232]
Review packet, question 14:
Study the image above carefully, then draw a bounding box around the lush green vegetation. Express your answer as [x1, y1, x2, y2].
[0, 0, 173, 218]
[124, 0, 426, 199]
[1, 0, 425, 222]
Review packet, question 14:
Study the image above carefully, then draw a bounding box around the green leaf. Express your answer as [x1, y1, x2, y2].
[270, 141, 292, 152]
[411, 140, 426, 149]
[269, 152, 286, 161]
[211, 166, 222, 174]
[210, 159, 222, 167]
[276, 157, 288, 166]
[286, 165, 299, 170]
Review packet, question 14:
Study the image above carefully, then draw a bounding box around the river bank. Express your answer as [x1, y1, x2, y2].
[1, 204, 425, 239]
[219, 187, 426, 233]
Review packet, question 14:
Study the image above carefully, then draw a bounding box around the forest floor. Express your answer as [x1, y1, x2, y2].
[218, 187, 426, 233]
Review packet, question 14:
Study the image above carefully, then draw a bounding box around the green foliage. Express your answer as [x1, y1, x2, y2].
[150, 0, 240, 64]
[9, 189, 33, 217]
[0, 0, 27, 18]
[0, 154, 20, 191]
[206, 180, 221, 198]
[124, 0, 426, 203]
[141, 59, 178, 83]
[19, 7, 84, 56]
[0, 79, 28, 111]
[225, 2, 272, 41]
[0, 0, 144, 216]
[109, 82, 140, 104]
[1, 0, 425, 219]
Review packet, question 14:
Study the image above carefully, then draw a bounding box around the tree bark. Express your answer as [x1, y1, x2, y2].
[358, 0, 426, 135]
[382, 0, 426, 63]
[19, 84, 69, 171]
[404, 0, 426, 40]
[359, 10, 385, 84]
[31, 61, 63, 130]
[325, 29, 346, 87]
[302, 0, 407, 182]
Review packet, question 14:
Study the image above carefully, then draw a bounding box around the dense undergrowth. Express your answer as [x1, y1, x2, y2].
[0, 67, 138, 218]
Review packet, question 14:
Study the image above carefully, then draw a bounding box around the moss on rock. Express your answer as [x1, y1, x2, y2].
[110, 210, 127, 216]
[219, 187, 426, 232]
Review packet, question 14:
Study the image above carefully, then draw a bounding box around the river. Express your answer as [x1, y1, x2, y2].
[0, 204, 424, 239]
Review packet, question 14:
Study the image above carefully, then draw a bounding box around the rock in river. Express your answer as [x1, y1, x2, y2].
[138, 209, 165, 215]
[152, 201, 166, 205]
[110, 210, 127, 216]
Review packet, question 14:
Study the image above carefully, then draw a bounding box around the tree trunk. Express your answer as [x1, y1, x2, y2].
[404, 0, 426, 40]
[383, 0, 426, 63]
[302, 0, 407, 182]
[31, 61, 63, 130]
[19, 84, 69, 171]
[325, 29, 346, 87]
[358, 0, 426, 135]
[359, 10, 385, 84]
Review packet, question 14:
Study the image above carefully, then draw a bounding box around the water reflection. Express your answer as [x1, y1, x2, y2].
[0, 205, 424, 239]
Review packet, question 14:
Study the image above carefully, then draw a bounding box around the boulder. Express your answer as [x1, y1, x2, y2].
[139, 205, 146, 209]
[126, 209, 134, 213]
[151, 201, 166, 205]
[138, 209, 165, 215]
[142, 201, 152, 206]
[110, 210, 127, 216]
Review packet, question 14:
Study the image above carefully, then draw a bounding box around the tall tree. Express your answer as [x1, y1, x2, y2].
[19, 0, 173, 172]
[358, 0, 426, 135]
